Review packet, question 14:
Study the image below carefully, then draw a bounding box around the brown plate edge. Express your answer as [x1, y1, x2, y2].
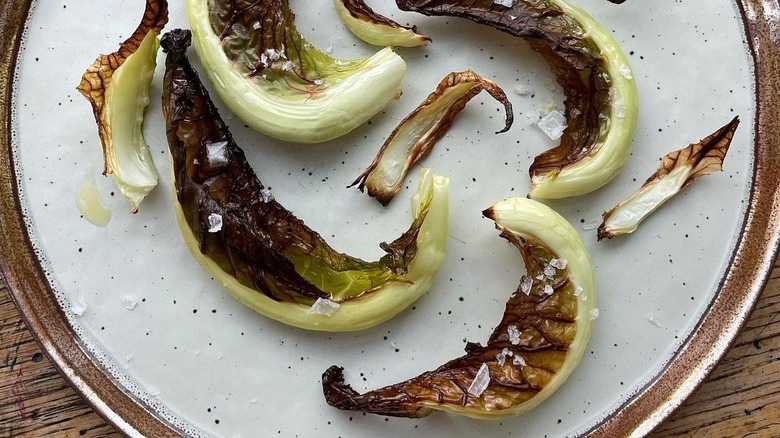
[0, 1, 778, 438]
[0, 1, 181, 437]
[585, 0, 780, 436]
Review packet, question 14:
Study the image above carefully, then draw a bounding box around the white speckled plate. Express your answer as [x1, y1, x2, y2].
[2, 0, 779, 437]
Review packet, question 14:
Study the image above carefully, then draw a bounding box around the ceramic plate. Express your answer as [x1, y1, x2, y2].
[1, 1, 779, 436]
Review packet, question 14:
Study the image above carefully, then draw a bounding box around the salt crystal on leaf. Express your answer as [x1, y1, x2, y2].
[467, 363, 491, 397]
[573, 286, 583, 297]
[495, 352, 506, 365]
[590, 308, 600, 320]
[549, 258, 568, 269]
[619, 64, 633, 80]
[307, 297, 341, 317]
[537, 110, 568, 140]
[514, 84, 532, 96]
[513, 355, 527, 367]
[121, 295, 138, 310]
[252, 21, 261, 30]
[281, 61, 294, 72]
[520, 276, 533, 295]
[70, 297, 88, 316]
[493, 0, 514, 7]
[543, 284, 554, 296]
[507, 325, 521, 345]
[544, 264, 557, 278]
[502, 347, 513, 358]
[314, 78, 325, 86]
[207, 213, 223, 233]
[260, 187, 274, 203]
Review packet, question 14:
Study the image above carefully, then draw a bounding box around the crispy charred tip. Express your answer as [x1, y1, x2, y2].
[322, 366, 363, 409]
[161, 28, 192, 54]
[596, 225, 613, 241]
[482, 206, 497, 221]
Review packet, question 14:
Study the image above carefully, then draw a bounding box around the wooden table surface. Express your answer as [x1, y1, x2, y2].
[1, 258, 779, 438]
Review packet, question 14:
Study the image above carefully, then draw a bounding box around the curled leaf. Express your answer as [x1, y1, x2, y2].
[598, 117, 740, 240]
[162, 29, 449, 331]
[395, 0, 639, 199]
[350, 70, 513, 205]
[323, 198, 595, 418]
[187, 0, 407, 143]
[334, 0, 431, 47]
[77, 0, 168, 212]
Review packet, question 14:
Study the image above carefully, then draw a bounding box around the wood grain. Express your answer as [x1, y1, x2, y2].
[1, 258, 779, 438]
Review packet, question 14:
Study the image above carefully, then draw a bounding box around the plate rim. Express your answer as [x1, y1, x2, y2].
[1, 1, 778, 436]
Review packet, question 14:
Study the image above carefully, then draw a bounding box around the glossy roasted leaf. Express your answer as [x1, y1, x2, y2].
[161, 29, 439, 307]
[598, 117, 740, 240]
[395, 0, 638, 199]
[188, 0, 407, 143]
[323, 198, 594, 418]
[335, 0, 431, 47]
[350, 70, 513, 205]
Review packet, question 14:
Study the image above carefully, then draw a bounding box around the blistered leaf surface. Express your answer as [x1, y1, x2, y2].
[396, 0, 638, 198]
[161, 29, 434, 306]
[323, 201, 593, 418]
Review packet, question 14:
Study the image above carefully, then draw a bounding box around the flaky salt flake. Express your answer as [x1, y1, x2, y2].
[281, 61, 294, 72]
[467, 363, 491, 397]
[647, 312, 663, 328]
[535, 272, 545, 281]
[537, 110, 568, 140]
[314, 78, 325, 86]
[325, 44, 333, 54]
[70, 297, 88, 316]
[502, 347, 513, 357]
[543, 284, 554, 296]
[507, 325, 521, 345]
[121, 295, 137, 310]
[581, 220, 600, 231]
[514, 84, 532, 96]
[207, 213, 223, 233]
[549, 258, 568, 269]
[573, 286, 583, 297]
[610, 87, 627, 118]
[513, 355, 527, 367]
[590, 308, 600, 320]
[520, 276, 533, 295]
[619, 64, 633, 80]
[544, 264, 557, 278]
[493, 0, 514, 7]
[260, 187, 274, 203]
[252, 21, 261, 30]
[265, 48, 281, 62]
[495, 352, 506, 365]
[307, 297, 341, 316]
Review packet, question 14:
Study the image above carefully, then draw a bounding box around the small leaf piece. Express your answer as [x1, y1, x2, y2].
[334, 0, 431, 47]
[77, 0, 168, 212]
[350, 70, 513, 205]
[598, 117, 739, 240]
